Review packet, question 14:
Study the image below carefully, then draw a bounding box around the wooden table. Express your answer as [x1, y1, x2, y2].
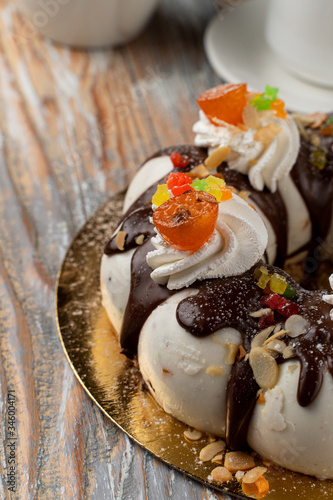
[0, 0, 236, 497]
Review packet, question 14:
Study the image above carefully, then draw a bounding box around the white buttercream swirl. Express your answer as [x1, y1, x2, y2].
[146, 193, 268, 290]
[193, 110, 300, 193]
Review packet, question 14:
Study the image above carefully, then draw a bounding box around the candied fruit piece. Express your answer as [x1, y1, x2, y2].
[170, 151, 190, 168]
[269, 273, 287, 294]
[152, 184, 170, 207]
[197, 83, 247, 126]
[283, 284, 296, 300]
[270, 98, 287, 119]
[205, 175, 226, 187]
[253, 267, 262, 280]
[260, 293, 286, 310]
[153, 191, 218, 252]
[311, 147, 327, 170]
[167, 172, 194, 196]
[258, 310, 275, 329]
[219, 187, 233, 201]
[167, 172, 193, 190]
[257, 273, 270, 289]
[191, 178, 208, 191]
[206, 185, 223, 201]
[278, 301, 301, 318]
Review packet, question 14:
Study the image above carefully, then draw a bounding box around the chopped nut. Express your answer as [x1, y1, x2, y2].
[135, 234, 145, 245]
[256, 392, 266, 404]
[310, 133, 321, 147]
[205, 146, 231, 169]
[283, 346, 296, 359]
[224, 343, 239, 365]
[238, 345, 247, 361]
[273, 323, 281, 334]
[211, 452, 223, 464]
[310, 112, 327, 129]
[183, 429, 204, 442]
[208, 434, 217, 443]
[249, 347, 279, 389]
[115, 230, 127, 251]
[254, 124, 281, 146]
[190, 163, 210, 177]
[238, 190, 251, 202]
[224, 451, 255, 472]
[206, 365, 225, 376]
[285, 315, 309, 338]
[211, 466, 233, 483]
[235, 470, 245, 482]
[251, 326, 275, 349]
[242, 466, 267, 484]
[249, 308, 272, 318]
[199, 440, 226, 462]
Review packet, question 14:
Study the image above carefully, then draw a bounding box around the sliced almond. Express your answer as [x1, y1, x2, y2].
[224, 451, 255, 473]
[199, 440, 226, 462]
[249, 347, 279, 389]
[224, 343, 239, 365]
[285, 315, 309, 338]
[251, 326, 275, 349]
[211, 452, 224, 464]
[266, 339, 286, 355]
[205, 146, 231, 169]
[242, 103, 260, 129]
[238, 190, 251, 202]
[211, 466, 232, 483]
[249, 308, 272, 318]
[263, 329, 288, 345]
[309, 112, 327, 129]
[115, 230, 127, 251]
[183, 429, 204, 442]
[242, 466, 267, 484]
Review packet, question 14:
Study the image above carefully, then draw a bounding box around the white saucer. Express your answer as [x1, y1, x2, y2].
[204, 0, 333, 113]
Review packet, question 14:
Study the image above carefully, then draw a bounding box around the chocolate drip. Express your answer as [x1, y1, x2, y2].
[104, 143, 333, 449]
[104, 206, 154, 256]
[120, 240, 178, 358]
[291, 133, 333, 241]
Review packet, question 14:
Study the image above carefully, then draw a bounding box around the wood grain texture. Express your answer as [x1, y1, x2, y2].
[0, 0, 236, 498]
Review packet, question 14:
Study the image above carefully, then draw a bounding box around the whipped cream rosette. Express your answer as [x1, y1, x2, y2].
[147, 192, 267, 289]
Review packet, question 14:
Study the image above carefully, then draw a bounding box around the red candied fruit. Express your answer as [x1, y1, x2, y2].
[197, 83, 247, 126]
[153, 191, 218, 252]
[258, 310, 275, 329]
[167, 172, 194, 197]
[170, 151, 190, 168]
[260, 293, 301, 318]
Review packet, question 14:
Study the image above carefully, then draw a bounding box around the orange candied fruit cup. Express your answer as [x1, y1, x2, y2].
[197, 83, 247, 126]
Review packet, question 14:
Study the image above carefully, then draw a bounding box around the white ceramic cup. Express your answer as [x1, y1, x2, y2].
[16, 0, 159, 48]
[265, 0, 333, 88]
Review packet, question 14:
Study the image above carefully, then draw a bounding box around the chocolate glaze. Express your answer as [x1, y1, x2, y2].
[104, 142, 333, 450]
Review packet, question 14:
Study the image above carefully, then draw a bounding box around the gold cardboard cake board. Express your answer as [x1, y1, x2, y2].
[56, 193, 333, 499]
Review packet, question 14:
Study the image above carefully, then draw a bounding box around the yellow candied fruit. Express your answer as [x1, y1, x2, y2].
[206, 185, 223, 201]
[257, 273, 270, 289]
[269, 273, 287, 294]
[152, 184, 170, 207]
[259, 266, 269, 275]
[206, 175, 226, 188]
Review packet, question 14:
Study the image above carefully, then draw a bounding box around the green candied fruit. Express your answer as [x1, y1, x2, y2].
[283, 284, 296, 300]
[191, 178, 208, 191]
[269, 273, 287, 294]
[311, 147, 327, 170]
[325, 116, 333, 125]
[250, 84, 279, 111]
